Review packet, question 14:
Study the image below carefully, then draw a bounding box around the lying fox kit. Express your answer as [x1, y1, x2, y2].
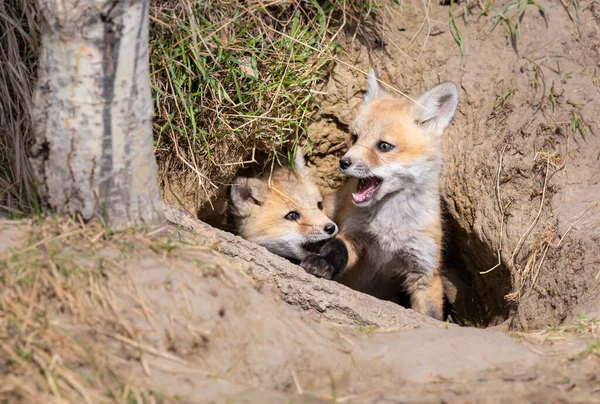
[301, 70, 459, 320]
[230, 152, 338, 263]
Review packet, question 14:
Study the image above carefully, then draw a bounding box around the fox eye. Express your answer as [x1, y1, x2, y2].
[351, 134, 358, 144]
[317, 202, 323, 210]
[285, 211, 300, 221]
[377, 141, 395, 152]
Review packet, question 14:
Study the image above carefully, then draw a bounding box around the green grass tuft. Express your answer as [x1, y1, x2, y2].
[449, 0, 465, 57]
[491, 0, 548, 54]
[149, 0, 368, 210]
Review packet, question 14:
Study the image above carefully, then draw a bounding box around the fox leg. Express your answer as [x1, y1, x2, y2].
[404, 271, 444, 320]
[301, 234, 357, 280]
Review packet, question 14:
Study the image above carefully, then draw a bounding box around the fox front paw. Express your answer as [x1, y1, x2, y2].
[301, 255, 336, 280]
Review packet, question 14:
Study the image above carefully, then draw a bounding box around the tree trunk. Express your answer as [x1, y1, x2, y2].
[30, 0, 163, 228]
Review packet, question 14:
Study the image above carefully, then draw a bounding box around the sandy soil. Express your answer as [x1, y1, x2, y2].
[2, 214, 599, 403]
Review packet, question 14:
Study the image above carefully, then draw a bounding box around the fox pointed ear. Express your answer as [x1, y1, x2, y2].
[230, 177, 267, 217]
[364, 68, 384, 103]
[292, 147, 308, 175]
[413, 82, 459, 134]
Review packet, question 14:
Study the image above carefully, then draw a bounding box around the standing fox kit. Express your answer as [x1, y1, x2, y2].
[230, 152, 339, 263]
[302, 71, 459, 320]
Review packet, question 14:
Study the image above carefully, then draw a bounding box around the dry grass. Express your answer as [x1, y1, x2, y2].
[511, 314, 600, 359]
[149, 0, 379, 212]
[0, 217, 192, 403]
[0, 0, 38, 217]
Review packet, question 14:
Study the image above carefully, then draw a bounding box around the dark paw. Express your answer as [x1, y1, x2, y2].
[301, 255, 335, 280]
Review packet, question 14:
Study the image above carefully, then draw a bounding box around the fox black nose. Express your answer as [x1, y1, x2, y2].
[339, 158, 352, 170]
[324, 223, 337, 235]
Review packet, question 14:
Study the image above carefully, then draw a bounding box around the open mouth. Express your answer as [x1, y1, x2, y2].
[352, 176, 382, 204]
[303, 239, 328, 255]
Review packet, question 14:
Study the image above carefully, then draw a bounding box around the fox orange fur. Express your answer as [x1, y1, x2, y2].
[229, 152, 339, 263]
[301, 70, 459, 320]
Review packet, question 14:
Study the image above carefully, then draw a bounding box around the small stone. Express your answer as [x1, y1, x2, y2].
[503, 373, 538, 382]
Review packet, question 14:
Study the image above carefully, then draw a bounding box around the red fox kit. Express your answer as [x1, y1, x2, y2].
[301, 70, 459, 320]
[230, 152, 339, 263]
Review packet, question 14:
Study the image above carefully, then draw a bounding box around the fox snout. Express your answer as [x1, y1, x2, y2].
[323, 223, 337, 236]
[339, 155, 372, 177]
[310, 221, 338, 240]
[339, 157, 352, 170]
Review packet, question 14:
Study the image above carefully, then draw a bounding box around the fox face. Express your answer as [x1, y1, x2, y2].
[339, 72, 459, 207]
[230, 152, 338, 261]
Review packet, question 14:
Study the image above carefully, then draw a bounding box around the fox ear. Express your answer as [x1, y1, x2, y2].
[230, 177, 267, 217]
[413, 82, 459, 134]
[292, 147, 308, 175]
[364, 68, 384, 103]
[295, 149, 317, 177]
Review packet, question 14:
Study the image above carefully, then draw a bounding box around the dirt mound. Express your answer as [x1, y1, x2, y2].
[1, 216, 599, 403]
[304, 1, 600, 329]
[164, 206, 437, 329]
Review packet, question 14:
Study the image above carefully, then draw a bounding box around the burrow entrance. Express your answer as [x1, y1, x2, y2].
[441, 200, 514, 327]
[197, 179, 515, 329]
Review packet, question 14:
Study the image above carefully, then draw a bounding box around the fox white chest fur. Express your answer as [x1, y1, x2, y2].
[341, 181, 442, 300]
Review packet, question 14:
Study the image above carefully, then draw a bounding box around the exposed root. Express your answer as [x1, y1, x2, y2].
[481, 145, 508, 275]
[506, 153, 565, 303]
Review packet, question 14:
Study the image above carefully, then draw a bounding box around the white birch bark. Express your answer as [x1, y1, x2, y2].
[30, 0, 163, 227]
